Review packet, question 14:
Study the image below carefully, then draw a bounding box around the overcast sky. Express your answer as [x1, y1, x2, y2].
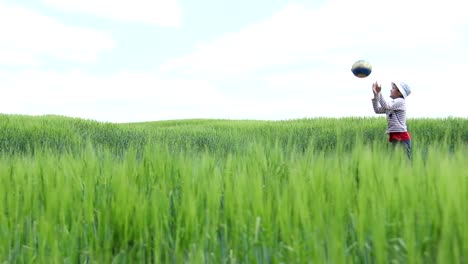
[1, 0, 467, 123]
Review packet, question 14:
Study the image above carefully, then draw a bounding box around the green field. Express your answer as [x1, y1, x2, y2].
[0, 114, 467, 263]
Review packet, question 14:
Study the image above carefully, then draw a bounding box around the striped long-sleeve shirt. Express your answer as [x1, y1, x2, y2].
[372, 93, 408, 133]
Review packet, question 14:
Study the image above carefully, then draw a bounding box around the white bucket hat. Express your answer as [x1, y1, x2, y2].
[393, 81, 411, 98]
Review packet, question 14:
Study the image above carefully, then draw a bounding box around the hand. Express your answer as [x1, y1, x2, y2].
[372, 82, 381, 96]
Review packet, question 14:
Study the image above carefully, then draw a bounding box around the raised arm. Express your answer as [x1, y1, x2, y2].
[377, 95, 406, 111]
[372, 93, 386, 114]
[371, 82, 386, 114]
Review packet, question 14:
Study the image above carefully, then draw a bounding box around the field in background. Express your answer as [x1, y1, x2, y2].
[0, 114, 467, 263]
[1, 114, 466, 155]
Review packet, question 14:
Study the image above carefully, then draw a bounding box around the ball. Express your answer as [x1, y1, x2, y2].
[351, 60, 372, 78]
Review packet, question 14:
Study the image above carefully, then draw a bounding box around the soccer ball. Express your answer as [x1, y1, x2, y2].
[351, 60, 372, 78]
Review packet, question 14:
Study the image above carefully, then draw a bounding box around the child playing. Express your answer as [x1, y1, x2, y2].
[372, 81, 412, 158]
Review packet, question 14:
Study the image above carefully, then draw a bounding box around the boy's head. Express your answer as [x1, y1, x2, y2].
[391, 81, 411, 99]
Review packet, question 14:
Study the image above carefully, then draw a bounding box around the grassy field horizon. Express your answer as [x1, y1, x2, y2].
[0, 114, 466, 263]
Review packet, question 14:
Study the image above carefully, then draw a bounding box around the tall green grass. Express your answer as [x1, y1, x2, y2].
[1, 114, 466, 155]
[0, 114, 466, 263]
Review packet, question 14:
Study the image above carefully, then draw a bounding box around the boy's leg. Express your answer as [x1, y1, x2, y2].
[401, 140, 412, 159]
[390, 139, 412, 159]
[401, 139, 411, 159]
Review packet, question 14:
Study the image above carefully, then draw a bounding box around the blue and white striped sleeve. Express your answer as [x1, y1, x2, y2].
[372, 93, 386, 114]
[373, 94, 406, 113]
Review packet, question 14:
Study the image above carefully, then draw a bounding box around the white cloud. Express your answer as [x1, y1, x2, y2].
[43, 0, 182, 27]
[0, 70, 237, 122]
[3, 64, 465, 123]
[0, 2, 115, 65]
[0, 68, 364, 122]
[160, 0, 467, 77]
[156, 0, 467, 120]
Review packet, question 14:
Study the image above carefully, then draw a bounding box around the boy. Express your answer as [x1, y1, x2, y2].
[372, 81, 412, 158]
